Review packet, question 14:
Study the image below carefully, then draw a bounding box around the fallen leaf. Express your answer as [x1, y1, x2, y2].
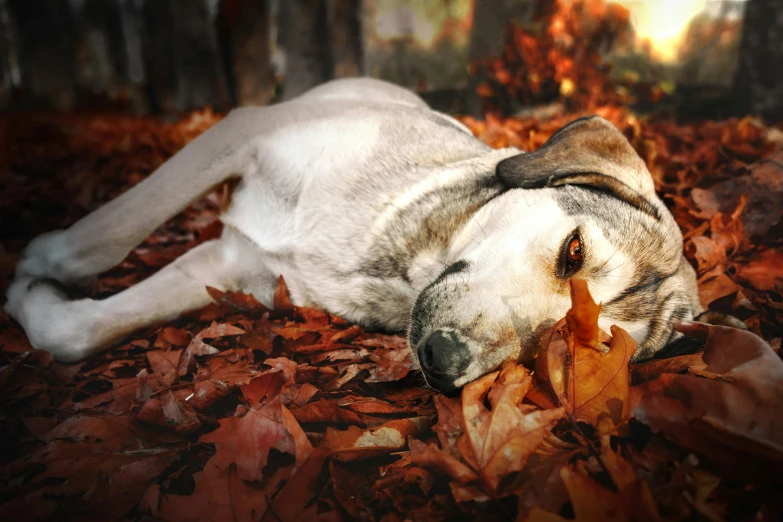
[201, 398, 312, 481]
[632, 323, 783, 473]
[461, 365, 565, 491]
[537, 279, 636, 427]
[324, 417, 431, 461]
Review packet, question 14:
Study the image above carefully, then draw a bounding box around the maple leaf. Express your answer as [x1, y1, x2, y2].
[461, 365, 565, 492]
[177, 322, 246, 376]
[200, 397, 313, 481]
[239, 356, 297, 407]
[524, 465, 661, 522]
[142, 457, 269, 522]
[536, 279, 636, 427]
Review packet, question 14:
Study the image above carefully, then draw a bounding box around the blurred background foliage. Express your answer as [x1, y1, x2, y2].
[0, 0, 780, 120]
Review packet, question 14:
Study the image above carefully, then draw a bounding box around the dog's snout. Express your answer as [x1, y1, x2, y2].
[418, 329, 471, 392]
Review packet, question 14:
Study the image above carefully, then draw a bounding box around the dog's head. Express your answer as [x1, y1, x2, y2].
[409, 116, 707, 392]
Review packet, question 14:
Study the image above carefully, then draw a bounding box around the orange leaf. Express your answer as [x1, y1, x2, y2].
[460, 365, 565, 491]
[537, 279, 636, 427]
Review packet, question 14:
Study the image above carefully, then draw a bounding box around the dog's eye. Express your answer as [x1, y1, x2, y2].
[558, 230, 584, 278]
[568, 238, 583, 263]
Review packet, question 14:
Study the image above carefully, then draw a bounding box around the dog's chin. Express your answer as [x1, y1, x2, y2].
[420, 371, 462, 396]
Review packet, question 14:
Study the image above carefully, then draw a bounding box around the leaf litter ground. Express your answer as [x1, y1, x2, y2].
[0, 105, 782, 521]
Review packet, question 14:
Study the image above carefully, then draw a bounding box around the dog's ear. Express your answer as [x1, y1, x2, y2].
[496, 116, 660, 219]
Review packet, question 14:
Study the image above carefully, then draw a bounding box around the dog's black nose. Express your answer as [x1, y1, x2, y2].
[418, 329, 471, 392]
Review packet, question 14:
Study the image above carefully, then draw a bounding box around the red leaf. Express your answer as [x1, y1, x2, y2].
[200, 398, 312, 481]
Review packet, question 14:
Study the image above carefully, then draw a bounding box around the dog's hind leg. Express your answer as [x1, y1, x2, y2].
[5, 228, 275, 362]
[14, 108, 264, 286]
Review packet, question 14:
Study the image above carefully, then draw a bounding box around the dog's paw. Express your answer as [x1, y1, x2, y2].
[4, 276, 95, 363]
[15, 230, 94, 285]
[15, 230, 68, 279]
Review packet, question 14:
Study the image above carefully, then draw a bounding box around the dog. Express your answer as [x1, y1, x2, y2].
[5, 77, 719, 392]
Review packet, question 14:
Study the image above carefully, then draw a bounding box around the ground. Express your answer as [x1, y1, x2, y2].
[0, 105, 781, 521]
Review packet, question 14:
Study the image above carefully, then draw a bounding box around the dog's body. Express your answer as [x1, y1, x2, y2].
[5, 78, 703, 391]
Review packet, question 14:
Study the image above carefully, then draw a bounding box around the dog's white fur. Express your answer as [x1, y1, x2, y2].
[5, 78, 701, 390]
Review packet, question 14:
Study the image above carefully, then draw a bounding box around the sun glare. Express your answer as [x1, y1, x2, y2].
[614, 0, 715, 62]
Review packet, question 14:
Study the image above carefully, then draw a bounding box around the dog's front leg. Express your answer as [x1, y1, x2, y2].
[5, 230, 273, 362]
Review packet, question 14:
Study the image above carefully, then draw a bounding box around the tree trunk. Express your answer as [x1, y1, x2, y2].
[466, 0, 508, 117]
[734, 0, 783, 121]
[331, 0, 364, 78]
[143, 0, 230, 113]
[168, 0, 231, 111]
[0, 0, 17, 109]
[218, 0, 273, 106]
[280, 0, 333, 100]
[7, 0, 78, 109]
[141, 0, 179, 112]
[76, 0, 127, 99]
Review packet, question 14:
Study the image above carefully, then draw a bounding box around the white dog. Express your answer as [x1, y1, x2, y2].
[6, 78, 710, 392]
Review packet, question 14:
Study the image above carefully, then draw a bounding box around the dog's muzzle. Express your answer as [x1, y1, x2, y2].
[417, 328, 471, 394]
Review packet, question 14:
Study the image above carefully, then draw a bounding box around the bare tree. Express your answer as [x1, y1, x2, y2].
[142, 0, 229, 112]
[218, 0, 273, 106]
[734, 0, 783, 121]
[331, 0, 364, 78]
[280, 0, 333, 100]
[7, 0, 78, 109]
[168, 0, 230, 110]
[466, 0, 509, 116]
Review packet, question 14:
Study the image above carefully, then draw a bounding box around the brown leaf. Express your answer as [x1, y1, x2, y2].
[525, 466, 661, 522]
[261, 449, 329, 522]
[538, 279, 636, 427]
[201, 398, 312, 481]
[461, 365, 565, 492]
[290, 398, 367, 426]
[630, 353, 706, 385]
[409, 438, 479, 485]
[143, 457, 269, 522]
[633, 323, 783, 472]
[206, 286, 268, 315]
[155, 326, 191, 347]
[137, 390, 202, 435]
[273, 275, 295, 316]
[736, 249, 783, 291]
[324, 417, 431, 461]
[367, 345, 413, 382]
[432, 394, 464, 458]
[177, 322, 246, 376]
[146, 349, 181, 376]
[697, 273, 742, 308]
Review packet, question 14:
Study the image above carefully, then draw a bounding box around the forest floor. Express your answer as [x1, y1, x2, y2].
[0, 103, 782, 521]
